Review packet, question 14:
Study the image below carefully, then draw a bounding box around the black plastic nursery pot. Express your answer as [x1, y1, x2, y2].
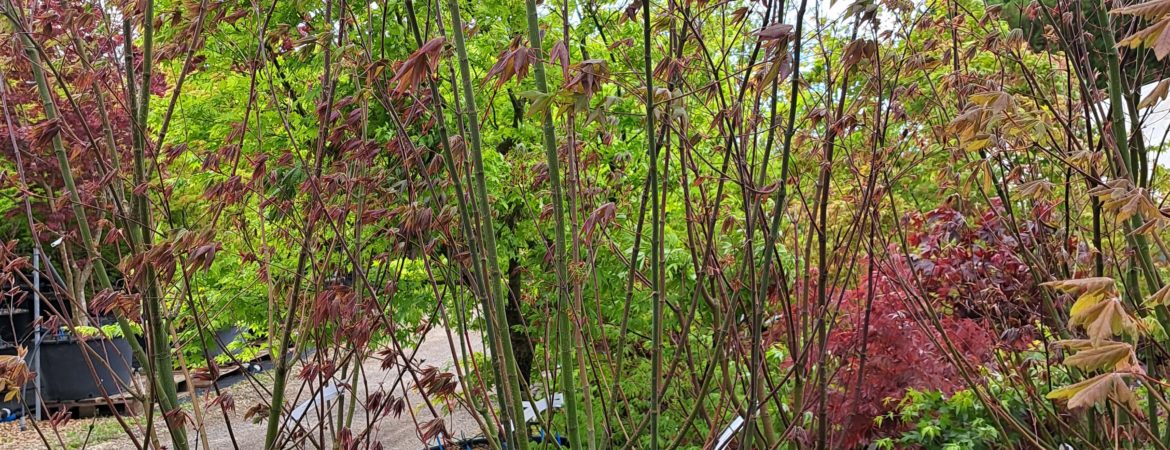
[0, 308, 32, 343]
[208, 325, 244, 360]
[38, 335, 134, 401]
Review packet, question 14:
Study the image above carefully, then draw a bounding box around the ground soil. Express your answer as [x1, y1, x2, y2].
[0, 328, 487, 450]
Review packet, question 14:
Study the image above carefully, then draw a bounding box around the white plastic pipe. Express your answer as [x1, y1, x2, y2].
[714, 416, 745, 450]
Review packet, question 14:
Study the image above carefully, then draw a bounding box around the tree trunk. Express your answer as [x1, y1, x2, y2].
[506, 257, 533, 387]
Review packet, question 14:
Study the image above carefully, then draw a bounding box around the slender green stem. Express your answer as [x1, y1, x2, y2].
[3, 3, 186, 448]
[447, 0, 530, 447]
[521, 0, 583, 447]
[640, 1, 662, 449]
[401, 0, 499, 441]
[265, 0, 336, 447]
[744, 0, 809, 447]
[132, 2, 188, 448]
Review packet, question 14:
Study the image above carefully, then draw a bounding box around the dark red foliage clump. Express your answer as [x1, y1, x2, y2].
[903, 204, 1053, 327]
[0, 1, 169, 237]
[822, 204, 1053, 447]
[824, 265, 995, 447]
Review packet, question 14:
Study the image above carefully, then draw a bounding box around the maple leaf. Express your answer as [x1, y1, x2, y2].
[517, 90, 554, 119]
[1118, 192, 1158, 222]
[1015, 179, 1055, 200]
[419, 418, 448, 443]
[0, 351, 32, 403]
[1047, 372, 1140, 413]
[730, 7, 750, 26]
[1041, 277, 1141, 343]
[1068, 290, 1108, 318]
[1146, 283, 1170, 307]
[1088, 180, 1161, 223]
[389, 37, 445, 94]
[582, 202, 617, 244]
[1040, 277, 1116, 296]
[1117, 16, 1170, 60]
[565, 59, 609, 98]
[1140, 79, 1170, 109]
[1088, 179, 1132, 199]
[483, 36, 531, 88]
[28, 118, 62, 150]
[969, 91, 1014, 114]
[206, 393, 236, 412]
[1053, 339, 1095, 352]
[1058, 340, 1142, 373]
[841, 39, 877, 70]
[1068, 296, 1140, 344]
[755, 23, 794, 42]
[1133, 217, 1167, 236]
[550, 40, 570, 78]
[1112, 0, 1170, 19]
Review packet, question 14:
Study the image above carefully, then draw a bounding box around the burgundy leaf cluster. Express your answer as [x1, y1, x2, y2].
[820, 205, 1049, 446]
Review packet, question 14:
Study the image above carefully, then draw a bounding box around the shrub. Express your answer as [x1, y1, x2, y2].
[823, 204, 1049, 446]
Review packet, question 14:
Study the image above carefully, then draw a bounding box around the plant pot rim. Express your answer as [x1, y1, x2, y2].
[41, 334, 127, 344]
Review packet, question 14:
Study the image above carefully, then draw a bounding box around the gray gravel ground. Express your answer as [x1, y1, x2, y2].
[80, 327, 487, 450]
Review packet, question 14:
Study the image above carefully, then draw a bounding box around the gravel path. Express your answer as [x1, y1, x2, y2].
[3, 327, 488, 450]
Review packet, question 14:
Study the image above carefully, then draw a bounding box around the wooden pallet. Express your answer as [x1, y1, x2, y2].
[183, 363, 243, 389]
[173, 347, 273, 390]
[42, 392, 142, 418]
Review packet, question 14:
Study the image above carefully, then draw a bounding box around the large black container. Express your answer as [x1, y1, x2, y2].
[38, 335, 133, 401]
[208, 325, 243, 360]
[0, 308, 33, 344]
